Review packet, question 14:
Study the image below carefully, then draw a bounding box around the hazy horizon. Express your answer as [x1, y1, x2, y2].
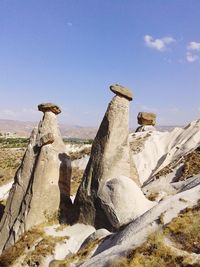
[0, 1, 200, 127]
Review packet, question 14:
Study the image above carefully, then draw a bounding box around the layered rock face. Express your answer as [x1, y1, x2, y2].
[0, 103, 71, 253]
[74, 84, 140, 231]
[136, 112, 156, 132]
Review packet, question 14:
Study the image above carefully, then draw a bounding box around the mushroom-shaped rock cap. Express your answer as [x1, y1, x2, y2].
[38, 103, 61, 115]
[137, 112, 156, 126]
[110, 84, 133, 101]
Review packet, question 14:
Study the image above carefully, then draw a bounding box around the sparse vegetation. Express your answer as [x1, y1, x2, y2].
[130, 133, 151, 154]
[108, 203, 200, 267]
[0, 137, 28, 148]
[0, 228, 44, 267]
[69, 146, 91, 161]
[164, 202, 200, 254]
[23, 235, 67, 267]
[0, 147, 25, 185]
[50, 238, 101, 267]
[147, 192, 159, 201]
[153, 149, 200, 181]
[0, 223, 68, 267]
[178, 151, 200, 181]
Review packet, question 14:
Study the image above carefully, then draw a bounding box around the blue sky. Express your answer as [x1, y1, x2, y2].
[0, 0, 200, 127]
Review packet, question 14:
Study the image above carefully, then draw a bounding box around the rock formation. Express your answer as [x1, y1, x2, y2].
[101, 176, 155, 229]
[0, 103, 71, 253]
[136, 112, 156, 132]
[74, 84, 140, 231]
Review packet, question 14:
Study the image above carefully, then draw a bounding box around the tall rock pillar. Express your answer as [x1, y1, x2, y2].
[74, 85, 139, 230]
[0, 103, 71, 253]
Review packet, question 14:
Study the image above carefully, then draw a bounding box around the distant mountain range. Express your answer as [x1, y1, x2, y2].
[0, 119, 97, 139]
[0, 119, 183, 139]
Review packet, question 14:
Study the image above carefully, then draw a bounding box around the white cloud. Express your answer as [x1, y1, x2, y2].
[186, 41, 200, 63]
[144, 35, 176, 51]
[187, 41, 200, 51]
[186, 51, 199, 63]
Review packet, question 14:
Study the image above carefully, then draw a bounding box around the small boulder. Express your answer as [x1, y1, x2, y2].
[137, 112, 156, 126]
[100, 176, 155, 229]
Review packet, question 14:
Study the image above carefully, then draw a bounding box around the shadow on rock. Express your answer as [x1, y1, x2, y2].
[58, 153, 73, 224]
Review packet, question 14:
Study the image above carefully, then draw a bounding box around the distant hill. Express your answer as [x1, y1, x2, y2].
[0, 119, 37, 136]
[0, 119, 97, 139]
[0, 119, 183, 139]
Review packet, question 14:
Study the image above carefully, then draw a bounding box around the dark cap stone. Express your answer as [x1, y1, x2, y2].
[110, 84, 133, 101]
[38, 103, 61, 115]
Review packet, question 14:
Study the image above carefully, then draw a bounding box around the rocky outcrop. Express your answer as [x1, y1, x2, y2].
[100, 176, 155, 229]
[136, 112, 156, 132]
[0, 103, 71, 253]
[135, 125, 156, 132]
[137, 112, 156, 126]
[74, 84, 140, 231]
[80, 183, 200, 267]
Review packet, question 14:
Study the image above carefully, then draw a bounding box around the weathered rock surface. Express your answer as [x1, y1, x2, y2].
[132, 120, 200, 185]
[135, 125, 156, 132]
[80, 184, 200, 267]
[137, 112, 156, 126]
[74, 85, 139, 231]
[110, 84, 133, 101]
[0, 104, 71, 253]
[100, 176, 155, 229]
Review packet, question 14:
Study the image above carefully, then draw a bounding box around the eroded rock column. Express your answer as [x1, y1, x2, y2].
[0, 103, 71, 253]
[74, 84, 139, 230]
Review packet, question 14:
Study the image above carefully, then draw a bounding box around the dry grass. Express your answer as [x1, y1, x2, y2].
[109, 203, 200, 267]
[23, 235, 67, 267]
[130, 133, 151, 154]
[0, 223, 68, 267]
[147, 192, 159, 201]
[154, 150, 200, 181]
[109, 232, 183, 267]
[178, 151, 200, 181]
[0, 147, 25, 186]
[0, 228, 44, 267]
[164, 203, 200, 254]
[154, 157, 182, 180]
[50, 238, 101, 267]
